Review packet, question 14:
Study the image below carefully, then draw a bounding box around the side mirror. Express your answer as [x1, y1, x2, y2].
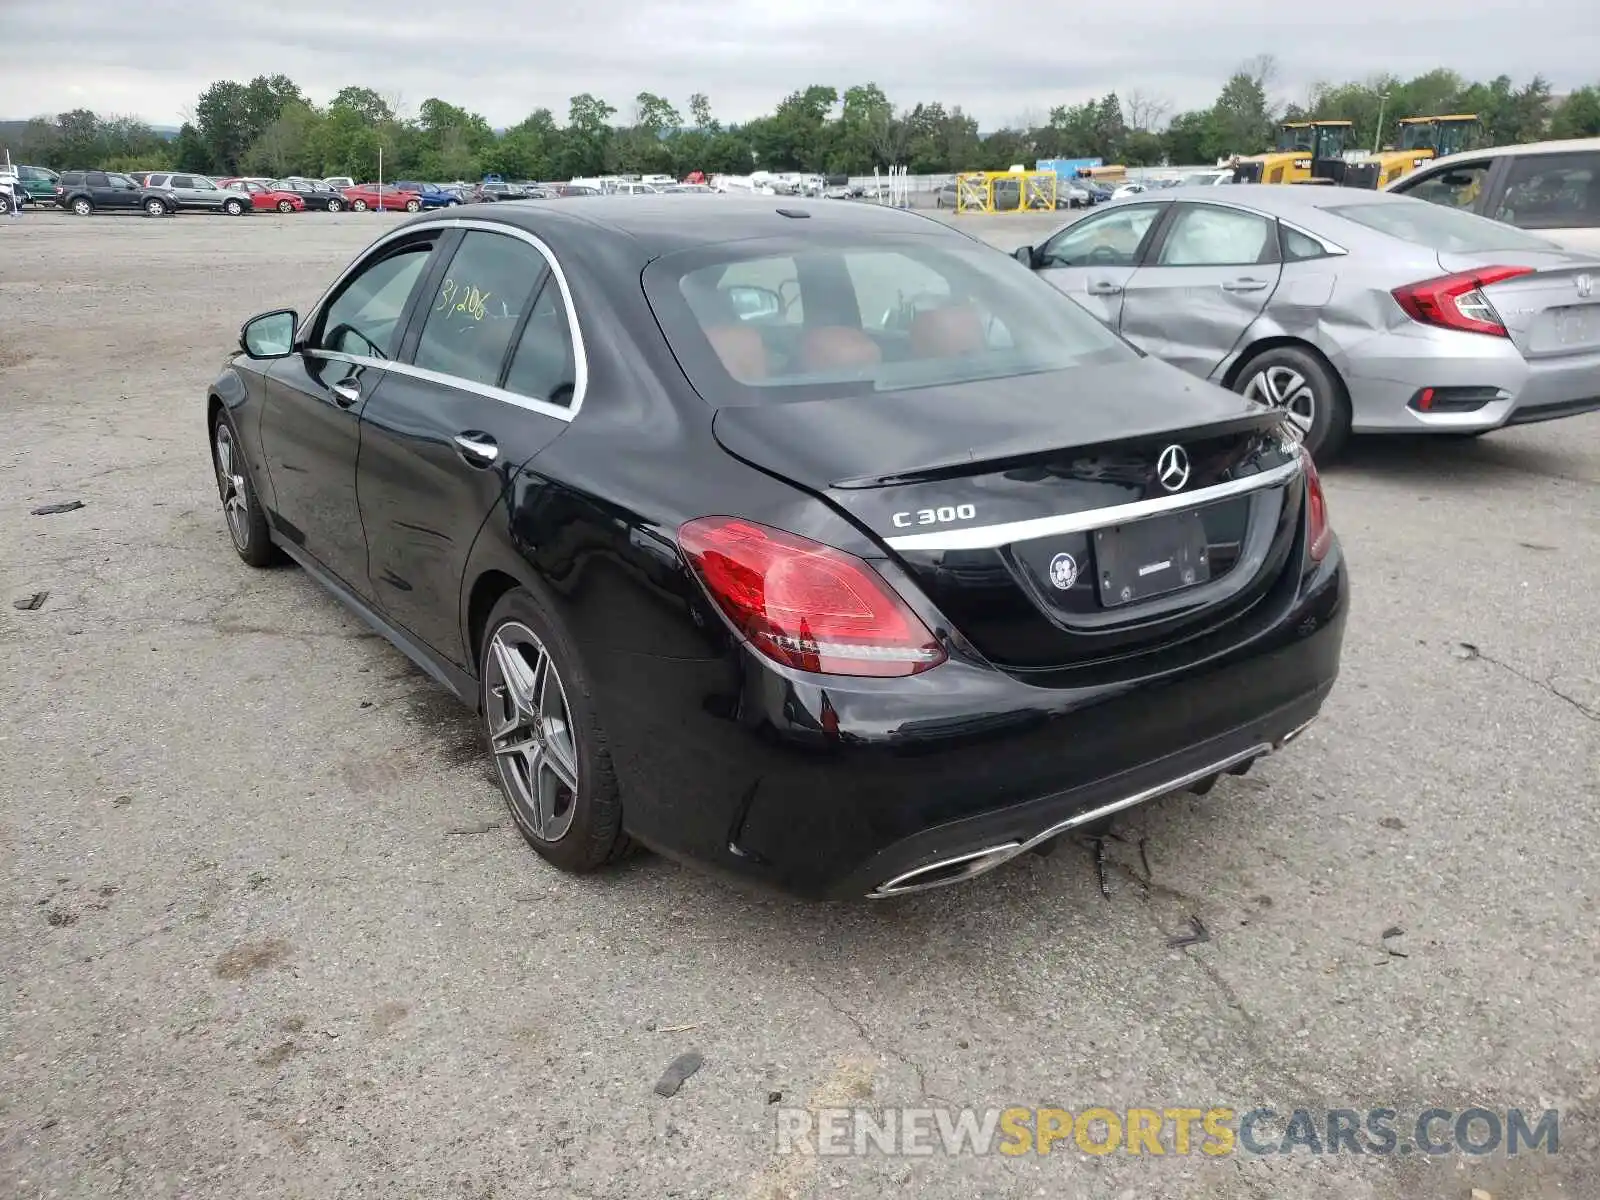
[1014, 244, 1036, 268]
[725, 285, 782, 321]
[240, 309, 298, 359]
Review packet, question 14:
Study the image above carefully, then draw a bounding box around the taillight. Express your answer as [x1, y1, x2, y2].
[1391, 266, 1533, 337]
[678, 517, 946, 677]
[1303, 454, 1332, 562]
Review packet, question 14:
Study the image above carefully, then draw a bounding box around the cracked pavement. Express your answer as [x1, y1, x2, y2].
[2, 211, 1597, 1199]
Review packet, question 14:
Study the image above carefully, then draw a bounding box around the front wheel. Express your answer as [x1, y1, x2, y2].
[326, 198, 343, 212]
[404, 198, 421, 213]
[277, 199, 293, 213]
[144, 198, 169, 217]
[223, 198, 246, 216]
[211, 409, 279, 567]
[446, 198, 461, 206]
[0, 194, 11, 215]
[71, 197, 93, 216]
[351, 198, 369, 212]
[480, 588, 631, 874]
[1236, 345, 1351, 461]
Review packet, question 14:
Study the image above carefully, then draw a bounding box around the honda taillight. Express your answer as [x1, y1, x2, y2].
[1303, 454, 1332, 562]
[1391, 266, 1533, 337]
[678, 517, 946, 677]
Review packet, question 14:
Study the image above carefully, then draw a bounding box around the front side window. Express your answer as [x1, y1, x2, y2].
[644, 233, 1135, 406]
[1037, 205, 1161, 269]
[1492, 153, 1600, 230]
[108, 174, 135, 190]
[316, 245, 434, 359]
[1156, 204, 1275, 267]
[412, 232, 549, 387]
[1392, 160, 1490, 210]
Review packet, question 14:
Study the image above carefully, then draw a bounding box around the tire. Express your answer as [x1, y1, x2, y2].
[144, 198, 168, 217]
[0, 194, 10, 215]
[446, 198, 460, 207]
[71, 197, 93, 216]
[326, 198, 343, 212]
[351, 199, 368, 212]
[1234, 344, 1351, 461]
[277, 199, 293, 213]
[404, 199, 421, 213]
[480, 588, 632, 874]
[224, 198, 246, 216]
[210, 407, 278, 568]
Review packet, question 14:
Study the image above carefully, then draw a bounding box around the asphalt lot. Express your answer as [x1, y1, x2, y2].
[2, 206, 1597, 1200]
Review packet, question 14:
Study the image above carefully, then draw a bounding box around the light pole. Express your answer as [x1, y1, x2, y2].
[1373, 92, 1390, 154]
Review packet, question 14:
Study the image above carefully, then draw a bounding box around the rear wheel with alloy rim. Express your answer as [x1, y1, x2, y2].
[71, 197, 93, 216]
[224, 198, 246, 216]
[326, 198, 343, 212]
[481, 590, 630, 873]
[1236, 344, 1350, 461]
[211, 411, 278, 566]
[405, 198, 421, 212]
[144, 198, 168, 216]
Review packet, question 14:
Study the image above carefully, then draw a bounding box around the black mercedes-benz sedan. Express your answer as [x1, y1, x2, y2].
[207, 197, 1347, 899]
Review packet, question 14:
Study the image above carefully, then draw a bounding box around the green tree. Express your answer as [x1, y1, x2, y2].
[688, 92, 715, 130]
[1551, 86, 1600, 138]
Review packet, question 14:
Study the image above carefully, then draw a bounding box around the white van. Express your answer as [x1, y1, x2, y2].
[1384, 137, 1600, 255]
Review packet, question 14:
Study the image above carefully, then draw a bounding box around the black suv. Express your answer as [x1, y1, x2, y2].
[55, 170, 181, 217]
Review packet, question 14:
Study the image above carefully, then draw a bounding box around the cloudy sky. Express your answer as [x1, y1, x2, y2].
[1, 0, 1595, 129]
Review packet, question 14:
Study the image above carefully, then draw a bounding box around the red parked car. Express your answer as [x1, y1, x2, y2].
[217, 179, 307, 213]
[340, 183, 422, 212]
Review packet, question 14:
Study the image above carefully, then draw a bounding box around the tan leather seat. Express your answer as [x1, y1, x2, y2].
[704, 324, 770, 382]
[908, 305, 986, 358]
[795, 326, 882, 373]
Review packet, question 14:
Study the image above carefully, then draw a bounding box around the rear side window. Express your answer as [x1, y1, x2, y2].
[1279, 224, 1332, 261]
[502, 278, 578, 406]
[1325, 199, 1558, 253]
[643, 233, 1135, 406]
[1492, 153, 1600, 230]
[411, 231, 548, 388]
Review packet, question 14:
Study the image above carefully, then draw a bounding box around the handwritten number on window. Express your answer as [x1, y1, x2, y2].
[434, 278, 490, 322]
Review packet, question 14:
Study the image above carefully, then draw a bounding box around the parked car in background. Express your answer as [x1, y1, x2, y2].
[53, 170, 186, 217]
[323, 176, 355, 191]
[663, 184, 715, 194]
[391, 181, 462, 208]
[0, 166, 23, 214]
[6, 164, 60, 206]
[341, 183, 422, 212]
[1383, 137, 1600, 254]
[141, 172, 231, 213]
[209, 196, 1345, 899]
[1014, 185, 1600, 458]
[218, 179, 307, 213]
[1112, 182, 1150, 199]
[1177, 170, 1238, 187]
[271, 178, 348, 212]
[471, 180, 528, 202]
[550, 183, 600, 198]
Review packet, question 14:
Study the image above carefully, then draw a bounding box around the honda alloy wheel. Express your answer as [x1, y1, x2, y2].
[351, 199, 368, 211]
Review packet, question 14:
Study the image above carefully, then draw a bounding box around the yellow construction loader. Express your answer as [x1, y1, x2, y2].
[1353, 115, 1483, 188]
[1231, 121, 1355, 185]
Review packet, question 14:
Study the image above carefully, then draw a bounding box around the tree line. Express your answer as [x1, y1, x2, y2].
[5, 60, 1598, 182]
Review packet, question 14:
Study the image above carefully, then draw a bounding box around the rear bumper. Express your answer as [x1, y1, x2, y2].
[586, 544, 1348, 900]
[1343, 326, 1600, 433]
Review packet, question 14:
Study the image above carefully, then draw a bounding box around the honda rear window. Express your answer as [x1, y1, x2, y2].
[1325, 200, 1559, 253]
[643, 234, 1135, 406]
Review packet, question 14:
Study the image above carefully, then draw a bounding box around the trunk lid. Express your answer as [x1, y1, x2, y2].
[1440, 249, 1600, 357]
[713, 359, 1307, 672]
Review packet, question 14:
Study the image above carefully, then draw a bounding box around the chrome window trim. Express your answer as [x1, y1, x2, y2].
[298, 216, 588, 420]
[1277, 217, 1348, 257]
[883, 451, 1302, 552]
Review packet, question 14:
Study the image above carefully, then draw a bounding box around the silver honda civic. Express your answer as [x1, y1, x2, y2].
[1013, 185, 1600, 458]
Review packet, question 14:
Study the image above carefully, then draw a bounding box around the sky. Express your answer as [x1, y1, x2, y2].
[1, 0, 1596, 130]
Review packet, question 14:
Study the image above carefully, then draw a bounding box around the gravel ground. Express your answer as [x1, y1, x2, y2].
[1, 207, 1597, 1200]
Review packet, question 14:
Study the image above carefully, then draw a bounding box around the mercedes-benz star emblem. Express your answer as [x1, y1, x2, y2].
[1578, 274, 1594, 300]
[1155, 444, 1191, 493]
[1048, 552, 1079, 591]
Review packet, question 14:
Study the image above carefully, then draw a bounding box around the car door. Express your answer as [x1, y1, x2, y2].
[103, 173, 142, 210]
[175, 175, 225, 210]
[1115, 201, 1283, 379]
[257, 231, 444, 591]
[356, 227, 582, 668]
[1029, 202, 1167, 327]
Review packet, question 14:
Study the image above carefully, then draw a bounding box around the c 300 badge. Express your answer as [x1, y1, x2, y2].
[1049, 552, 1079, 590]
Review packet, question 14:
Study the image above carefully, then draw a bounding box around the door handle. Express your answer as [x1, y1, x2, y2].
[453, 432, 499, 467]
[330, 380, 361, 408]
[1086, 279, 1123, 295]
[1221, 278, 1268, 292]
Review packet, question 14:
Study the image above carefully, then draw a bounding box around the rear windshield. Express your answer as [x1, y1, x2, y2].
[642, 232, 1136, 406]
[1324, 200, 1559, 253]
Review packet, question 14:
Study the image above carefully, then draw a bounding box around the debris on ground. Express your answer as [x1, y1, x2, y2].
[1382, 925, 1405, 939]
[13, 591, 48, 610]
[654, 1022, 700, 1034]
[443, 821, 499, 836]
[1452, 642, 1480, 660]
[30, 500, 84, 516]
[767, 1091, 783, 1105]
[654, 1050, 704, 1098]
[1166, 916, 1211, 948]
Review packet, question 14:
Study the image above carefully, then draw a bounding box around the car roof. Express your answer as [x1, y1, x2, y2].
[396, 195, 949, 258]
[1426, 136, 1600, 169]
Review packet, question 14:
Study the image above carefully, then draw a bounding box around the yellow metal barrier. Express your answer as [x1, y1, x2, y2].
[953, 170, 1058, 214]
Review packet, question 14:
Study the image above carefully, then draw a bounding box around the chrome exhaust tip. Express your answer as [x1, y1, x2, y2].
[867, 842, 1023, 898]
[1276, 716, 1318, 748]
